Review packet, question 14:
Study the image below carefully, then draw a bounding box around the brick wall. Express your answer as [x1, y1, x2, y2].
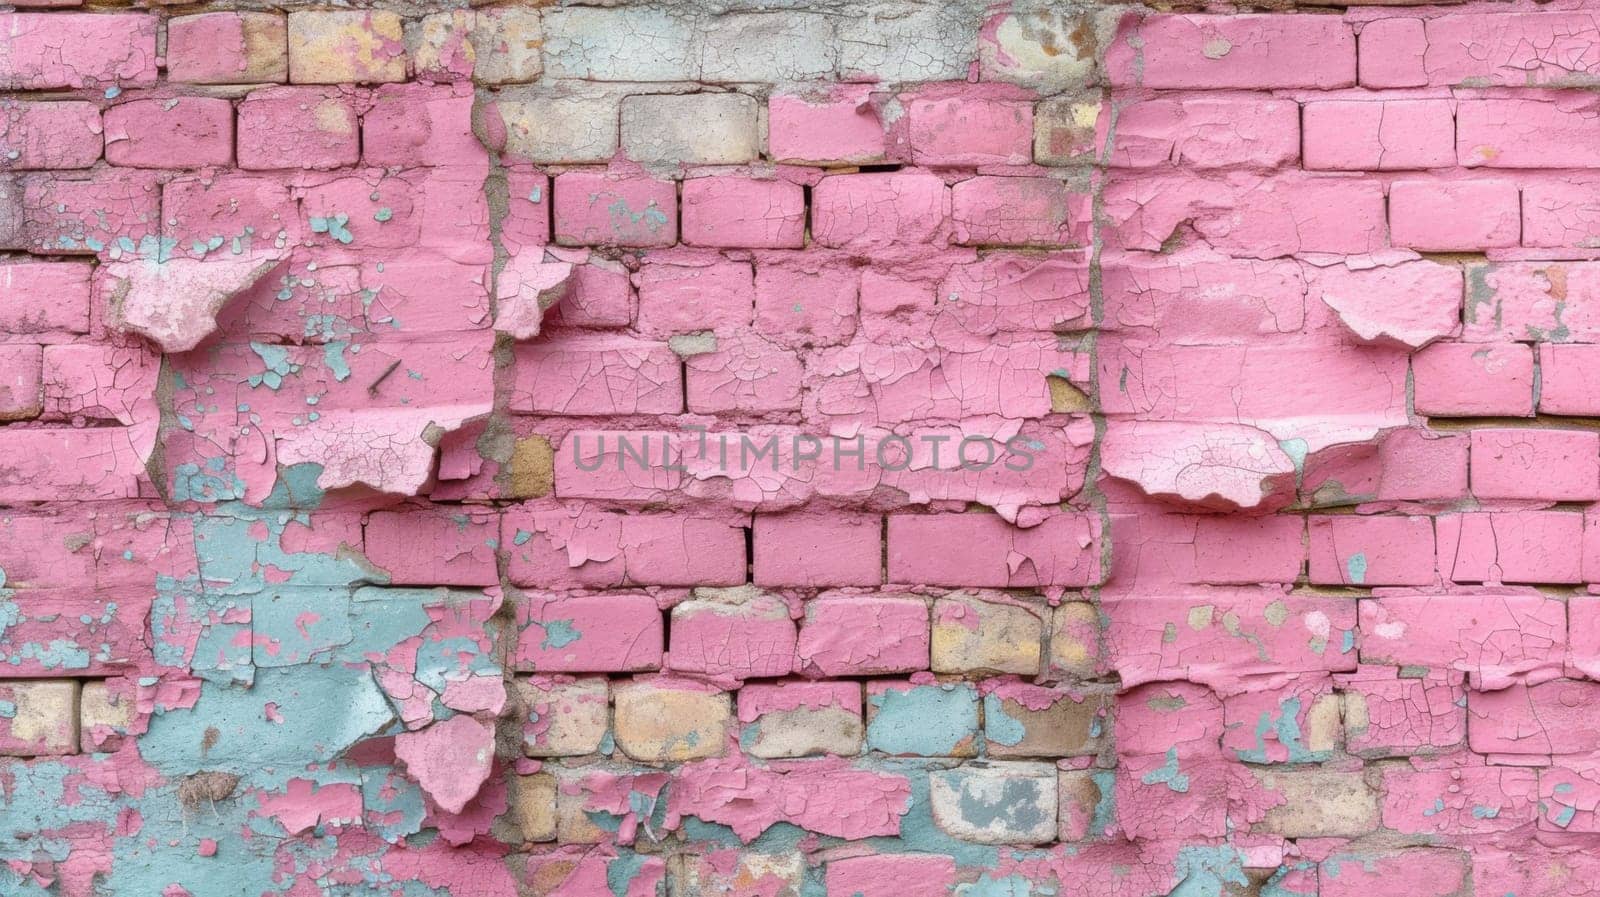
[0, 1, 1595, 895]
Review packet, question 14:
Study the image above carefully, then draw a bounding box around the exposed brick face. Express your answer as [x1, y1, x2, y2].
[0, 2, 1593, 894]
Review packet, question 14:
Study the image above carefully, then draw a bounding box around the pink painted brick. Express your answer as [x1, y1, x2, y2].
[1464, 261, 1600, 342]
[1539, 760, 1600, 832]
[0, 261, 91, 335]
[1437, 511, 1583, 585]
[41, 344, 158, 424]
[1459, 98, 1600, 169]
[753, 513, 883, 588]
[768, 86, 886, 165]
[906, 96, 1032, 167]
[236, 87, 360, 170]
[1319, 849, 1468, 897]
[1521, 180, 1600, 249]
[1469, 680, 1600, 755]
[1424, 13, 1600, 88]
[1389, 179, 1520, 251]
[1104, 591, 1357, 690]
[103, 98, 233, 169]
[0, 101, 101, 170]
[681, 177, 805, 249]
[363, 508, 499, 586]
[1357, 18, 1426, 88]
[951, 176, 1088, 248]
[166, 12, 288, 84]
[635, 260, 754, 336]
[1308, 516, 1435, 587]
[1108, 14, 1356, 89]
[0, 13, 158, 89]
[668, 594, 797, 680]
[20, 171, 161, 255]
[1411, 342, 1534, 417]
[499, 168, 550, 254]
[1335, 667, 1465, 758]
[1302, 100, 1454, 171]
[795, 594, 929, 677]
[1104, 173, 1387, 256]
[1471, 428, 1600, 501]
[0, 344, 42, 420]
[1539, 344, 1600, 416]
[504, 509, 747, 588]
[162, 174, 299, 255]
[1381, 759, 1538, 835]
[1360, 592, 1567, 688]
[811, 173, 949, 249]
[684, 332, 803, 414]
[1189, 515, 1306, 585]
[754, 263, 860, 348]
[514, 592, 664, 672]
[825, 854, 956, 897]
[1568, 594, 1600, 676]
[510, 334, 682, 415]
[552, 430, 680, 502]
[939, 253, 1090, 335]
[553, 172, 677, 248]
[1110, 96, 1299, 169]
[886, 513, 1100, 588]
[1378, 430, 1469, 502]
[1116, 682, 1224, 758]
[542, 259, 633, 330]
[363, 83, 484, 168]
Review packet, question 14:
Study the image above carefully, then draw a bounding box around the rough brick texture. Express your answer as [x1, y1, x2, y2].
[0, 2, 1594, 895]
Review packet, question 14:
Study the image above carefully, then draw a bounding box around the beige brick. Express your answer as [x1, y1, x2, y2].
[931, 592, 1044, 675]
[495, 89, 621, 164]
[613, 679, 730, 763]
[1035, 95, 1103, 166]
[675, 850, 806, 896]
[507, 772, 557, 842]
[553, 768, 608, 844]
[1049, 601, 1101, 678]
[984, 687, 1107, 759]
[408, 10, 475, 81]
[508, 434, 555, 499]
[0, 680, 78, 756]
[980, 8, 1097, 92]
[168, 12, 289, 84]
[930, 762, 1058, 844]
[410, 9, 543, 85]
[1057, 768, 1107, 841]
[620, 93, 760, 165]
[1253, 768, 1380, 838]
[79, 679, 136, 752]
[516, 676, 608, 757]
[471, 9, 544, 85]
[288, 11, 407, 84]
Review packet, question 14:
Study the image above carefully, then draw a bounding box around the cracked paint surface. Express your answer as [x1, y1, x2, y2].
[2, 1, 1599, 896]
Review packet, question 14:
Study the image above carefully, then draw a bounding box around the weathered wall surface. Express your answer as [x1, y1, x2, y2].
[0, 0, 1596, 894]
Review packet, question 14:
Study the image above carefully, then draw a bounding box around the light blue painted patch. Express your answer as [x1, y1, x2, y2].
[958, 875, 1033, 897]
[1472, 805, 1501, 819]
[1278, 438, 1309, 472]
[1423, 797, 1446, 817]
[1170, 846, 1249, 897]
[1345, 552, 1368, 584]
[513, 529, 533, 546]
[982, 694, 1026, 747]
[247, 341, 297, 390]
[0, 701, 15, 718]
[138, 664, 394, 775]
[309, 212, 354, 244]
[1140, 747, 1190, 793]
[323, 340, 353, 382]
[866, 683, 979, 756]
[1553, 805, 1577, 827]
[540, 619, 581, 650]
[605, 849, 657, 897]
